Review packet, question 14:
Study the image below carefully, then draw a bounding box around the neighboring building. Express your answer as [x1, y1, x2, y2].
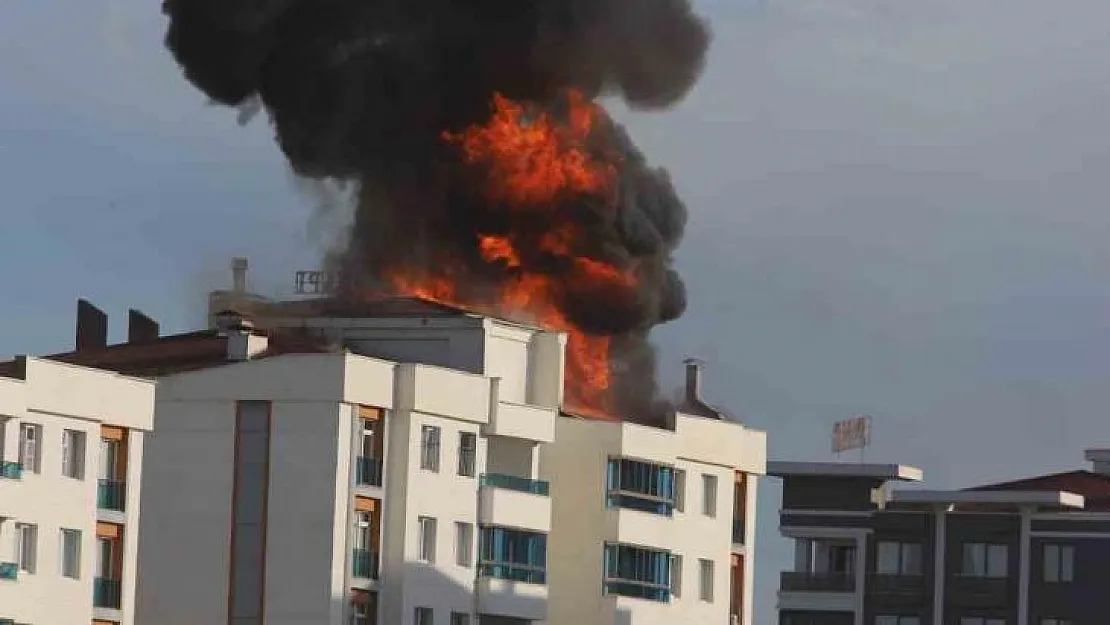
[40, 257, 767, 625]
[0, 354, 155, 625]
[769, 452, 1110, 625]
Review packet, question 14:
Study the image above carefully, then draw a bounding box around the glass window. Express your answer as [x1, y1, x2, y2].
[16, 523, 37, 573]
[876, 541, 923, 575]
[877, 618, 921, 625]
[603, 543, 671, 601]
[19, 423, 40, 473]
[457, 432, 476, 477]
[420, 426, 440, 472]
[1043, 544, 1074, 583]
[698, 558, 714, 601]
[60, 529, 81, 579]
[670, 555, 683, 597]
[414, 607, 433, 625]
[455, 522, 473, 567]
[674, 470, 686, 512]
[62, 429, 86, 480]
[962, 543, 1008, 578]
[702, 474, 718, 517]
[450, 613, 470, 625]
[418, 517, 436, 563]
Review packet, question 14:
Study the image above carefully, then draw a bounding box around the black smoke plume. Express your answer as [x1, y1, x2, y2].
[162, 0, 710, 424]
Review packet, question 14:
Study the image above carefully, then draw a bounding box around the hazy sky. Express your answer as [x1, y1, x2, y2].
[4, 1, 1110, 622]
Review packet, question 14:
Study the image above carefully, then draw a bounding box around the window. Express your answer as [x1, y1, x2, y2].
[60, 529, 81, 579]
[450, 613, 471, 625]
[961, 543, 1008, 578]
[876, 617, 921, 625]
[456, 522, 473, 567]
[62, 429, 86, 480]
[420, 426, 441, 472]
[100, 437, 121, 481]
[414, 607, 433, 625]
[351, 601, 371, 625]
[457, 432, 476, 477]
[959, 619, 1005, 625]
[18, 423, 40, 473]
[16, 523, 37, 573]
[1043, 544, 1074, 583]
[418, 517, 437, 563]
[698, 558, 714, 601]
[97, 536, 119, 580]
[669, 555, 683, 598]
[702, 474, 718, 517]
[606, 458, 676, 515]
[603, 543, 671, 601]
[1041, 619, 1072, 625]
[876, 541, 923, 575]
[674, 470, 686, 512]
[479, 526, 547, 584]
[229, 400, 271, 625]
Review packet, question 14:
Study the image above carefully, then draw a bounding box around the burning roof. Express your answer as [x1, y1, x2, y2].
[162, 0, 710, 422]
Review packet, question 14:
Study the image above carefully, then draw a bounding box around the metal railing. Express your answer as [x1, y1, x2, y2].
[94, 577, 122, 608]
[731, 519, 745, 544]
[603, 577, 671, 602]
[352, 549, 380, 580]
[355, 457, 383, 487]
[480, 473, 549, 496]
[98, 479, 126, 511]
[779, 571, 855, 592]
[0, 461, 20, 480]
[478, 561, 547, 585]
[606, 490, 675, 516]
[870, 573, 926, 594]
[0, 563, 16, 580]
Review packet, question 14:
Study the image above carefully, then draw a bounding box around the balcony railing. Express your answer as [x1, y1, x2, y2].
[779, 571, 855, 592]
[870, 573, 926, 594]
[950, 575, 1009, 605]
[479, 561, 547, 585]
[731, 519, 745, 544]
[603, 578, 671, 602]
[352, 549, 380, 580]
[355, 457, 383, 487]
[98, 479, 126, 511]
[94, 577, 122, 608]
[480, 473, 549, 496]
[0, 461, 20, 480]
[0, 563, 16, 580]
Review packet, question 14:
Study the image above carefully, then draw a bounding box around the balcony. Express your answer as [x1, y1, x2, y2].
[870, 573, 926, 595]
[732, 519, 745, 545]
[352, 549, 380, 580]
[480, 473, 549, 496]
[94, 577, 122, 609]
[477, 571, 549, 622]
[948, 575, 1009, 608]
[604, 578, 671, 602]
[98, 479, 126, 512]
[479, 562, 546, 585]
[779, 571, 855, 593]
[355, 457, 383, 487]
[0, 461, 20, 480]
[606, 490, 674, 517]
[0, 562, 16, 580]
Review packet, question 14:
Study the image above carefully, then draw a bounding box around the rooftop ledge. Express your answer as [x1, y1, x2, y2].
[766, 461, 923, 482]
[889, 489, 1085, 509]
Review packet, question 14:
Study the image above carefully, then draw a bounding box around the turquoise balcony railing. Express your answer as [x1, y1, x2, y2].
[0, 562, 17, 580]
[0, 461, 21, 480]
[478, 561, 546, 585]
[352, 549, 379, 580]
[355, 457, 383, 487]
[98, 479, 126, 511]
[94, 577, 122, 608]
[479, 473, 549, 496]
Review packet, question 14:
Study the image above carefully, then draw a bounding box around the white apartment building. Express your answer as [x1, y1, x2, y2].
[0, 355, 155, 625]
[49, 265, 767, 625]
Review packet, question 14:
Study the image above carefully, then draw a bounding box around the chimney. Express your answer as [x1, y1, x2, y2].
[683, 357, 705, 406]
[76, 299, 108, 351]
[214, 309, 268, 361]
[231, 257, 248, 293]
[127, 309, 160, 344]
[1084, 449, 1110, 475]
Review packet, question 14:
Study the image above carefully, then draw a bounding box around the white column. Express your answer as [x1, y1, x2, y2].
[932, 505, 949, 625]
[1018, 506, 1032, 625]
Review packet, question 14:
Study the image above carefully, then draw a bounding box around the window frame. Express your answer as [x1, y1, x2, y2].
[418, 516, 437, 563]
[16, 523, 37, 573]
[961, 542, 1008, 578]
[414, 607, 433, 625]
[419, 426, 441, 472]
[449, 612, 471, 625]
[876, 540, 923, 576]
[698, 558, 714, 602]
[457, 432, 477, 477]
[876, 616, 922, 625]
[60, 528, 81, 579]
[1042, 544, 1074, 583]
[455, 521, 473, 567]
[62, 429, 86, 480]
[701, 474, 718, 517]
[670, 554, 683, 598]
[19, 423, 41, 474]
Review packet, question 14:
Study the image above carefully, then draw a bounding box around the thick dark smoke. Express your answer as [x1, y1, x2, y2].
[162, 0, 710, 424]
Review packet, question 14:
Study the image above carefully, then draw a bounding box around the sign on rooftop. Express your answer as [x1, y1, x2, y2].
[293, 270, 337, 295]
[832, 415, 872, 455]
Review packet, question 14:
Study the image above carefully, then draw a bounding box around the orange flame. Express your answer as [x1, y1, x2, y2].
[388, 90, 631, 418]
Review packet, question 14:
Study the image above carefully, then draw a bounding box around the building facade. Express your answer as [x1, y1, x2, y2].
[769, 453, 1110, 625]
[0, 355, 155, 625]
[47, 258, 767, 625]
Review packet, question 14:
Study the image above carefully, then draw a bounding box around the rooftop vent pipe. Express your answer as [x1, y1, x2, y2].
[231, 257, 248, 293]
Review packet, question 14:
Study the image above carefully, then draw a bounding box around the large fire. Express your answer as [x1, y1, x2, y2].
[386, 90, 634, 418]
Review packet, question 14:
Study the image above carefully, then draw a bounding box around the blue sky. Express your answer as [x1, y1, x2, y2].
[5, 0, 1110, 622]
